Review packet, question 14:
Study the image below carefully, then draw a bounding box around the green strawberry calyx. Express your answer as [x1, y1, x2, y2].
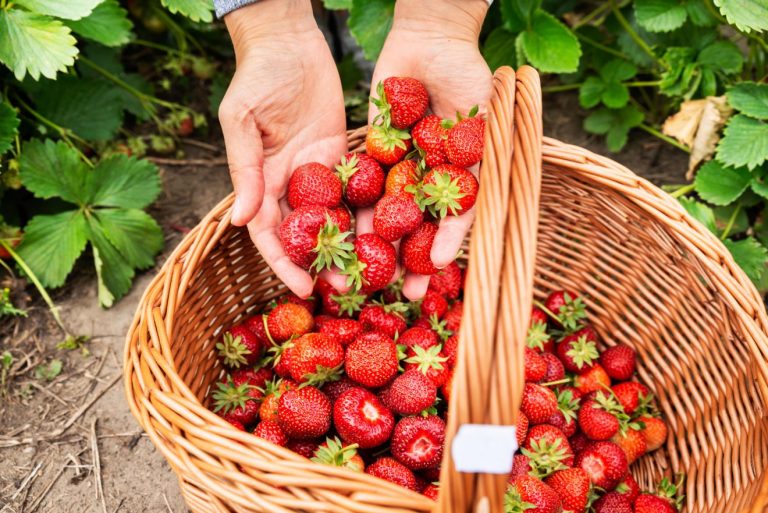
[311, 437, 363, 471]
[428, 314, 453, 342]
[301, 363, 343, 388]
[330, 289, 366, 317]
[526, 322, 550, 351]
[405, 344, 448, 375]
[370, 123, 411, 151]
[311, 215, 354, 273]
[521, 438, 570, 479]
[556, 389, 579, 423]
[418, 172, 467, 218]
[594, 391, 637, 435]
[340, 252, 368, 292]
[504, 484, 537, 513]
[334, 155, 360, 191]
[564, 335, 599, 370]
[212, 379, 255, 414]
[215, 332, 251, 368]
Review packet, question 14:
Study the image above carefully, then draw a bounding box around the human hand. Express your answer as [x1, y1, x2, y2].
[218, 0, 347, 298]
[362, 0, 493, 300]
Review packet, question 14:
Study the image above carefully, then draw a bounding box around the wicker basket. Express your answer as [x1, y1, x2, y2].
[124, 66, 768, 513]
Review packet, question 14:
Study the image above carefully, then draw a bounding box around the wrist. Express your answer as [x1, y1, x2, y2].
[392, 0, 488, 41]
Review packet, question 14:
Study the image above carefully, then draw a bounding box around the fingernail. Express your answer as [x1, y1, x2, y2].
[231, 196, 242, 223]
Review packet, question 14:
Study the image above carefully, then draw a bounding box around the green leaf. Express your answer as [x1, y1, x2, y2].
[337, 53, 363, 91]
[697, 41, 743, 74]
[0, 103, 20, 156]
[33, 76, 123, 141]
[599, 60, 637, 82]
[685, 0, 718, 26]
[501, 0, 541, 32]
[34, 359, 62, 380]
[713, 0, 768, 33]
[87, 154, 161, 209]
[15, 0, 101, 20]
[659, 47, 696, 97]
[717, 115, 768, 170]
[602, 81, 630, 108]
[0, 9, 78, 80]
[583, 105, 644, 152]
[635, 0, 688, 32]
[579, 76, 605, 109]
[209, 74, 227, 118]
[348, 0, 394, 61]
[723, 237, 768, 284]
[714, 204, 750, 234]
[15, 210, 88, 288]
[92, 208, 163, 270]
[67, 0, 133, 47]
[727, 82, 768, 120]
[160, 0, 213, 22]
[679, 197, 717, 233]
[86, 215, 134, 307]
[518, 10, 581, 73]
[19, 139, 89, 205]
[323, 0, 352, 8]
[694, 161, 752, 205]
[483, 27, 517, 71]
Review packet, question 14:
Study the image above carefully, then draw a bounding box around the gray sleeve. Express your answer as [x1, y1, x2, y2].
[213, 0, 259, 18]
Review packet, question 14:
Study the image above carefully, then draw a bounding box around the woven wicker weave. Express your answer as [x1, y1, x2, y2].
[124, 66, 768, 513]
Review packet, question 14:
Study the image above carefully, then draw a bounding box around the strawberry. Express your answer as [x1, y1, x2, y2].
[398, 326, 439, 351]
[313, 314, 333, 329]
[319, 318, 361, 347]
[380, 368, 437, 415]
[285, 333, 344, 385]
[216, 325, 263, 368]
[311, 436, 364, 472]
[611, 426, 647, 464]
[531, 307, 548, 326]
[373, 193, 423, 241]
[505, 476, 561, 513]
[279, 292, 317, 314]
[427, 261, 462, 300]
[412, 114, 448, 167]
[286, 439, 320, 458]
[421, 466, 442, 482]
[212, 378, 260, 425]
[441, 370, 453, 401]
[443, 301, 463, 333]
[523, 424, 574, 472]
[444, 112, 485, 168]
[546, 411, 576, 439]
[227, 419, 246, 431]
[334, 387, 395, 448]
[231, 366, 273, 401]
[243, 314, 271, 347]
[345, 332, 399, 388]
[574, 364, 611, 394]
[359, 303, 408, 338]
[266, 302, 314, 343]
[315, 279, 366, 318]
[526, 320, 553, 353]
[342, 233, 397, 293]
[258, 378, 295, 422]
[330, 205, 351, 229]
[391, 415, 446, 470]
[544, 468, 592, 513]
[509, 454, 533, 482]
[365, 457, 419, 491]
[592, 492, 632, 513]
[279, 205, 353, 271]
[419, 165, 479, 218]
[422, 483, 439, 501]
[442, 335, 458, 367]
[615, 474, 641, 503]
[287, 162, 343, 209]
[419, 290, 449, 319]
[575, 441, 628, 490]
[277, 386, 331, 440]
[635, 494, 678, 513]
[551, 389, 579, 437]
[524, 347, 548, 383]
[401, 222, 439, 275]
[404, 344, 450, 387]
[335, 153, 385, 208]
[543, 291, 587, 332]
[365, 124, 412, 165]
[638, 415, 668, 451]
[611, 381, 650, 415]
[372, 77, 429, 129]
[578, 392, 630, 441]
[517, 412, 530, 446]
[599, 344, 637, 381]
[321, 375, 356, 403]
[385, 160, 420, 196]
[253, 420, 288, 446]
[521, 383, 559, 425]
[557, 329, 599, 373]
[540, 352, 565, 382]
[569, 432, 590, 454]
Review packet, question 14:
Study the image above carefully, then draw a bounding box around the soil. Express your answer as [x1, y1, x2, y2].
[0, 96, 688, 513]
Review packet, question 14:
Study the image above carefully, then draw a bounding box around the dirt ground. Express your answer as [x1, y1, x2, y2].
[0, 95, 688, 513]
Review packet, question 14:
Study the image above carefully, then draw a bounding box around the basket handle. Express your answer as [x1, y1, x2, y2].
[437, 66, 542, 513]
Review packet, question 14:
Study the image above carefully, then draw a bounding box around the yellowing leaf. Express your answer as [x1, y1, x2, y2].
[14, 0, 101, 20]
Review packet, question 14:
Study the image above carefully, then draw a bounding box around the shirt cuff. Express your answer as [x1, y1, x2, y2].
[214, 0, 259, 18]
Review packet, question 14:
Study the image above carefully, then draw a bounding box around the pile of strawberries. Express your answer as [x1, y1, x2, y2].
[278, 76, 483, 286]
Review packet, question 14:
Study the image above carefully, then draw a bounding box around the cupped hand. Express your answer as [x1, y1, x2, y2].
[218, 0, 347, 298]
[362, 0, 493, 300]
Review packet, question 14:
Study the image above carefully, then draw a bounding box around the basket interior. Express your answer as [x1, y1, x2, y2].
[165, 163, 767, 512]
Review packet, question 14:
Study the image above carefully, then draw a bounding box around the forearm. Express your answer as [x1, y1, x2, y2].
[392, 0, 489, 40]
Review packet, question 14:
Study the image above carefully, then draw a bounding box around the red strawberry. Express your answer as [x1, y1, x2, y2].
[315, 279, 366, 318]
[243, 314, 271, 347]
[547, 411, 577, 439]
[216, 325, 263, 368]
[404, 344, 450, 387]
[279, 292, 317, 313]
[523, 424, 574, 469]
[638, 416, 668, 451]
[212, 378, 260, 425]
[359, 303, 408, 338]
[531, 307, 548, 327]
[599, 344, 637, 381]
[313, 314, 333, 329]
[345, 332, 399, 388]
[285, 333, 344, 385]
[365, 457, 419, 491]
[544, 468, 592, 513]
[420, 165, 479, 218]
[578, 392, 627, 441]
[365, 124, 412, 165]
[575, 441, 628, 490]
[574, 364, 611, 394]
[373, 193, 423, 241]
[330, 205, 351, 229]
[509, 453, 533, 482]
[286, 439, 320, 458]
[526, 319, 553, 353]
[635, 494, 677, 513]
[525, 347, 548, 383]
[611, 427, 647, 464]
[321, 375, 356, 403]
[334, 387, 395, 448]
[319, 318, 361, 347]
[444, 114, 485, 168]
[267, 302, 314, 343]
[506, 476, 561, 513]
[385, 160, 420, 196]
[540, 352, 565, 382]
[442, 335, 458, 367]
[401, 222, 439, 275]
[258, 378, 295, 422]
[412, 114, 448, 167]
[422, 483, 439, 501]
[557, 328, 599, 373]
[521, 383, 558, 425]
[287, 162, 342, 209]
[335, 153, 385, 208]
[593, 492, 632, 513]
[372, 77, 429, 129]
[569, 432, 590, 454]
[391, 415, 446, 470]
[231, 366, 273, 401]
[277, 386, 331, 440]
[398, 326, 439, 351]
[279, 205, 353, 271]
[254, 420, 288, 446]
[343, 234, 397, 293]
[311, 436, 364, 472]
[428, 261, 462, 300]
[227, 419, 246, 431]
[441, 370, 453, 401]
[611, 381, 650, 415]
[443, 301, 463, 333]
[543, 290, 587, 332]
[419, 290, 449, 319]
[380, 369, 437, 415]
[517, 412, 530, 446]
[616, 474, 641, 503]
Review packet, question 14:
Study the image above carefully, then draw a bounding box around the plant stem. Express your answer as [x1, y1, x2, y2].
[720, 204, 742, 240]
[573, 2, 613, 28]
[626, 81, 662, 87]
[132, 39, 188, 58]
[670, 183, 695, 198]
[610, 0, 661, 67]
[638, 123, 690, 153]
[543, 83, 582, 93]
[576, 32, 629, 60]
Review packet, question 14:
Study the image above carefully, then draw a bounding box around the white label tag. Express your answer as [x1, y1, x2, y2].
[451, 424, 518, 474]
